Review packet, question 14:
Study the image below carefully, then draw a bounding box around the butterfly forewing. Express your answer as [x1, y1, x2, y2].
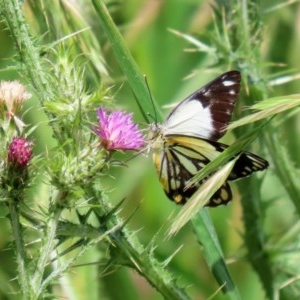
[162, 70, 241, 141]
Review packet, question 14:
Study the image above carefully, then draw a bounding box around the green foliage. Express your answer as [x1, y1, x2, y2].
[0, 0, 300, 299]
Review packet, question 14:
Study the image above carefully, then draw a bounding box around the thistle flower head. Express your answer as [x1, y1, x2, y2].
[95, 107, 145, 151]
[0, 81, 31, 118]
[7, 137, 33, 168]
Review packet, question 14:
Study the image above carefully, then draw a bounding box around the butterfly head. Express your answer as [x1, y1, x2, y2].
[147, 122, 165, 153]
[148, 122, 161, 139]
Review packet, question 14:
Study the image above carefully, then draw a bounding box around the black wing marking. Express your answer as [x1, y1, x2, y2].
[166, 70, 241, 141]
[229, 151, 269, 180]
[170, 135, 269, 180]
[198, 138, 269, 180]
[155, 136, 233, 206]
[164, 145, 233, 206]
[154, 135, 268, 206]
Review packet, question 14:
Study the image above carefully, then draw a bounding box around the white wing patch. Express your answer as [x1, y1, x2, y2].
[161, 99, 214, 139]
[222, 80, 235, 86]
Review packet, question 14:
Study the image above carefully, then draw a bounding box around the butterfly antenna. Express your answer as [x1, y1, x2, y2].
[132, 90, 150, 124]
[131, 75, 161, 124]
[144, 75, 158, 123]
[146, 112, 157, 123]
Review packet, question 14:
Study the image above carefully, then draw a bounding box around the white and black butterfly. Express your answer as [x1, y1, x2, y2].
[149, 70, 268, 207]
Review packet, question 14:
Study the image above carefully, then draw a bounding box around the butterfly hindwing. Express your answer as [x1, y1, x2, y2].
[229, 151, 269, 180]
[174, 135, 269, 179]
[153, 135, 268, 206]
[153, 135, 230, 206]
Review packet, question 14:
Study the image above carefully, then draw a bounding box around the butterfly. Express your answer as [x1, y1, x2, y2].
[149, 70, 268, 207]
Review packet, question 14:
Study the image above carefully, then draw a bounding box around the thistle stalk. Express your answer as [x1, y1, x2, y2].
[8, 198, 30, 299]
[30, 205, 63, 297]
[0, 0, 53, 101]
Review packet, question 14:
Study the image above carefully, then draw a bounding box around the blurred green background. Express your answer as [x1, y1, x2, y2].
[1, 0, 300, 299]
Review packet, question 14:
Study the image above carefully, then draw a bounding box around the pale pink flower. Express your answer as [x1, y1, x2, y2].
[0, 80, 31, 117]
[95, 108, 145, 151]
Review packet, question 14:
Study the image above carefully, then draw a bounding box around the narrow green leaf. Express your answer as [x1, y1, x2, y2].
[192, 209, 241, 299]
[91, 0, 163, 122]
[228, 94, 300, 130]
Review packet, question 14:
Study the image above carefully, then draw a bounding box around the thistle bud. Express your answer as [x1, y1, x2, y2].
[8, 137, 33, 168]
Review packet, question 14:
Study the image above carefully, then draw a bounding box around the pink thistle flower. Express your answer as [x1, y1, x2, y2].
[95, 108, 145, 151]
[8, 137, 33, 168]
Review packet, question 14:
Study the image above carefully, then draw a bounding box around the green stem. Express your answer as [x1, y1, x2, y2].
[90, 190, 190, 300]
[55, 216, 189, 299]
[110, 229, 190, 300]
[0, 0, 52, 100]
[30, 195, 63, 297]
[265, 130, 300, 215]
[214, 0, 274, 297]
[240, 0, 250, 54]
[8, 199, 30, 299]
[0, 0, 66, 146]
[239, 178, 274, 298]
